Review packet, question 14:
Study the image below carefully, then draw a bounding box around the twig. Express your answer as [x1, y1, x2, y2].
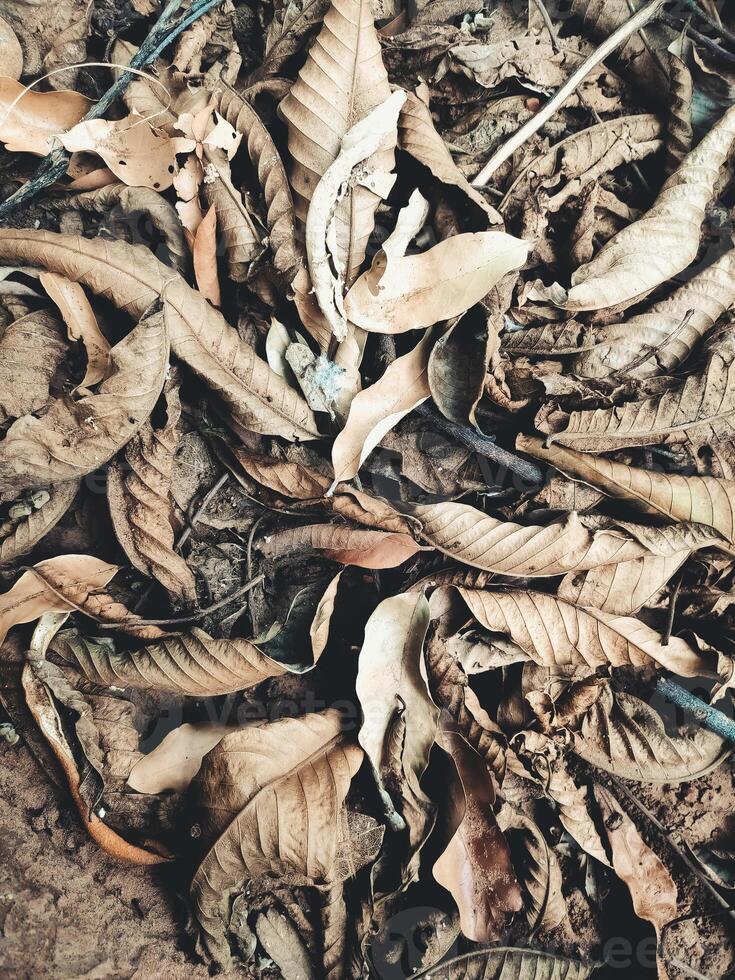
[661, 13, 735, 67]
[676, 0, 735, 48]
[655, 676, 735, 744]
[176, 471, 230, 549]
[604, 771, 735, 921]
[415, 403, 544, 486]
[530, 0, 559, 52]
[0, 0, 227, 219]
[472, 0, 667, 187]
[97, 573, 265, 628]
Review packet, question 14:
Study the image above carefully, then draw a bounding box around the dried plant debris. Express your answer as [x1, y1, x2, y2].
[1, 1, 735, 978]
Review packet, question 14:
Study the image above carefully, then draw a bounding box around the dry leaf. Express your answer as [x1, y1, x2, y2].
[40, 271, 111, 387]
[411, 947, 599, 979]
[0, 77, 88, 155]
[428, 308, 492, 426]
[201, 148, 263, 283]
[498, 805, 567, 931]
[433, 729, 522, 942]
[0, 303, 169, 495]
[279, 0, 393, 284]
[127, 723, 231, 794]
[664, 52, 694, 178]
[457, 588, 710, 677]
[0, 555, 118, 648]
[192, 205, 221, 306]
[259, 523, 422, 569]
[0, 481, 79, 567]
[310, 570, 342, 662]
[345, 231, 528, 334]
[0, 309, 67, 423]
[356, 593, 437, 822]
[60, 115, 178, 191]
[191, 709, 363, 967]
[0, 230, 319, 441]
[0, 18, 23, 80]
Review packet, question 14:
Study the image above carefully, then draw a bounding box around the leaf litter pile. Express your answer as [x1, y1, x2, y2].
[2, 0, 735, 977]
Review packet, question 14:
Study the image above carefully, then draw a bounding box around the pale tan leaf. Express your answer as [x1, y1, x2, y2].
[545, 353, 735, 451]
[433, 730, 522, 943]
[40, 271, 110, 386]
[399, 86, 501, 224]
[0, 555, 118, 648]
[279, 0, 393, 285]
[192, 205, 221, 307]
[212, 86, 302, 284]
[0, 309, 66, 423]
[357, 593, 437, 811]
[191, 709, 362, 967]
[574, 687, 728, 783]
[558, 104, 735, 311]
[0, 481, 79, 567]
[60, 115, 178, 190]
[407, 502, 655, 576]
[345, 232, 528, 334]
[0, 77, 88, 156]
[0, 229, 319, 441]
[331, 330, 432, 484]
[310, 571, 343, 662]
[593, 783, 677, 936]
[107, 376, 197, 603]
[457, 588, 710, 677]
[517, 435, 735, 545]
[259, 523, 421, 569]
[0, 18, 23, 79]
[0, 304, 168, 495]
[127, 723, 231, 794]
[50, 627, 292, 697]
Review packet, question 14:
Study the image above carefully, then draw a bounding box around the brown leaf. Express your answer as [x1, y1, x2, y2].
[191, 709, 363, 967]
[498, 805, 567, 931]
[40, 271, 110, 387]
[0, 303, 168, 495]
[0, 229, 319, 441]
[428, 308, 492, 426]
[228, 447, 331, 500]
[279, 0, 393, 285]
[127, 722, 231, 794]
[593, 783, 677, 935]
[107, 375, 197, 603]
[0, 77, 89, 156]
[517, 435, 735, 546]
[0, 481, 79, 567]
[664, 52, 694, 178]
[457, 588, 710, 677]
[433, 729, 522, 942]
[192, 205, 221, 306]
[345, 232, 528, 334]
[310, 571, 342, 662]
[0, 309, 67, 423]
[259, 523, 421, 569]
[0, 17, 23, 79]
[411, 947, 599, 979]
[201, 147, 263, 283]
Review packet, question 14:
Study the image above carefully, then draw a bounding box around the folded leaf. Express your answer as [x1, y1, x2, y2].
[0, 303, 168, 495]
[457, 588, 710, 677]
[517, 435, 735, 545]
[127, 722, 231, 794]
[498, 805, 567, 930]
[345, 231, 528, 334]
[0, 229, 319, 441]
[279, 0, 393, 285]
[192, 205, 221, 306]
[191, 709, 363, 966]
[40, 271, 111, 387]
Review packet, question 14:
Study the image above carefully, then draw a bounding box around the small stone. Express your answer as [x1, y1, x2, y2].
[8, 502, 32, 520]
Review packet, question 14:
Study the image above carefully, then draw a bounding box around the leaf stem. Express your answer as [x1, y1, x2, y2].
[472, 0, 667, 187]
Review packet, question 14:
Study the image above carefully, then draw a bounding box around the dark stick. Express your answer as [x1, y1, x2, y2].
[0, 0, 226, 220]
[662, 12, 735, 66]
[677, 0, 735, 48]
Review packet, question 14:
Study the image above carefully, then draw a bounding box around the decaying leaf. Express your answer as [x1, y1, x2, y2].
[412, 947, 600, 979]
[259, 522, 422, 568]
[498, 805, 567, 931]
[0, 481, 79, 566]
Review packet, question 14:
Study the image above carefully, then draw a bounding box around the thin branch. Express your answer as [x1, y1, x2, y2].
[676, 0, 735, 48]
[662, 12, 735, 66]
[655, 676, 735, 743]
[472, 0, 667, 187]
[0, 0, 227, 220]
[661, 567, 685, 645]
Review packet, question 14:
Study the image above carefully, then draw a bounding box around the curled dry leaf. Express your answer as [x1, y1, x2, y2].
[0, 555, 118, 648]
[498, 805, 567, 931]
[0, 481, 79, 567]
[573, 687, 728, 783]
[356, 593, 437, 823]
[40, 272, 110, 387]
[0, 309, 67, 423]
[279, 0, 393, 285]
[201, 147, 263, 283]
[457, 588, 710, 678]
[127, 723, 231, 794]
[191, 709, 363, 967]
[50, 626, 297, 697]
[517, 435, 735, 546]
[345, 231, 528, 334]
[0, 303, 169, 495]
[553, 104, 735, 311]
[433, 729, 522, 943]
[0, 77, 89, 156]
[192, 205, 221, 306]
[428, 308, 492, 426]
[593, 783, 677, 941]
[664, 52, 694, 178]
[310, 570, 342, 662]
[107, 375, 197, 603]
[259, 522, 421, 569]
[60, 115, 179, 190]
[0, 230, 319, 441]
[331, 329, 433, 485]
